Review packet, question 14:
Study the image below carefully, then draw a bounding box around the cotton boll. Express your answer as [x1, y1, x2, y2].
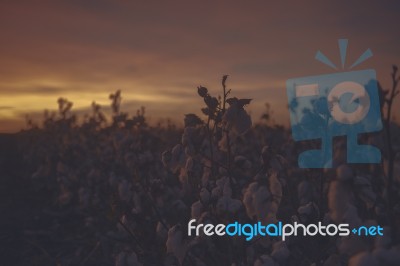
[131, 192, 142, 214]
[211, 186, 223, 199]
[264, 206, 279, 224]
[58, 185, 72, 205]
[219, 166, 228, 176]
[337, 164, 354, 181]
[211, 177, 229, 199]
[109, 172, 119, 188]
[253, 186, 274, 222]
[269, 172, 282, 204]
[271, 241, 290, 265]
[342, 204, 361, 228]
[234, 155, 252, 170]
[297, 202, 319, 223]
[118, 179, 132, 202]
[199, 188, 210, 204]
[156, 221, 168, 241]
[78, 187, 90, 208]
[243, 182, 259, 218]
[170, 200, 188, 217]
[216, 195, 242, 214]
[223, 181, 233, 197]
[218, 133, 229, 152]
[201, 170, 210, 187]
[138, 150, 153, 164]
[172, 144, 183, 158]
[182, 127, 195, 146]
[348, 251, 379, 266]
[216, 176, 229, 188]
[166, 225, 186, 264]
[297, 180, 313, 205]
[185, 157, 194, 172]
[338, 236, 369, 257]
[191, 200, 203, 220]
[372, 247, 400, 265]
[115, 251, 142, 266]
[260, 146, 270, 165]
[164, 253, 180, 266]
[161, 151, 172, 167]
[243, 182, 275, 221]
[354, 176, 376, 208]
[291, 215, 300, 223]
[179, 168, 188, 184]
[374, 203, 386, 217]
[198, 211, 212, 224]
[269, 155, 287, 173]
[328, 180, 352, 223]
[170, 144, 186, 171]
[185, 144, 195, 157]
[254, 255, 277, 266]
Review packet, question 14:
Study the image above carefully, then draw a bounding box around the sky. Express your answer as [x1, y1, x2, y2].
[0, 0, 399, 132]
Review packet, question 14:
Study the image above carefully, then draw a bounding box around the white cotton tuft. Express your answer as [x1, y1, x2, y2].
[161, 150, 171, 167]
[156, 221, 168, 241]
[216, 195, 242, 214]
[342, 204, 361, 228]
[269, 172, 282, 204]
[327, 180, 353, 223]
[199, 188, 210, 204]
[185, 157, 194, 172]
[243, 182, 277, 223]
[191, 200, 203, 220]
[166, 225, 186, 264]
[271, 241, 290, 264]
[243, 182, 259, 219]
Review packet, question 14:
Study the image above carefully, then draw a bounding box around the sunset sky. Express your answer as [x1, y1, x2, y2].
[1, 0, 399, 132]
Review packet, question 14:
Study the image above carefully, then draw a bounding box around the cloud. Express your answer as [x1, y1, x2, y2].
[0, 0, 399, 132]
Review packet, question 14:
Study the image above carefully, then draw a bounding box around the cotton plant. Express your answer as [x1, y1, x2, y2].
[15, 69, 400, 265]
